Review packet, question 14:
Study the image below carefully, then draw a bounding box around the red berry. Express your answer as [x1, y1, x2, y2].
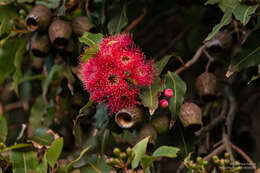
[159, 99, 168, 108]
[164, 88, 173, 98]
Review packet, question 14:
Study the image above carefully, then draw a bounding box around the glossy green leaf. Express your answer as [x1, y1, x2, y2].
[46, 138, 63, 168]
[139, 78, 163, 115]
[13, 37, 27, 95]
[30, 127, 55, 146]
[0, 115, 7, 143]
[233, 4, 258, 25]
[226, 30, 260, 77]
[29, 96, 46, 134]
[141, 146, 179, 168]
[155, 55, 172, 75]
[132, 136, 149, 169]
[10, 151, 38, 173]
[5, 143, 32, 151]
[94, 103, 109, 130]
[0, 168, 2, 173]
[36, 0, 61, 9]
[205, 10, 232, 41]
[81, 44, 99, 62]
[80, 155, 112, 173]
[65, 146, 91, 173]
[107, 0, 128, 34]
[79, 32, 103, 47]
[164, 71, 186, 121]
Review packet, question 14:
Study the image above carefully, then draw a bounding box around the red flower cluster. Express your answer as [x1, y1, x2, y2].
[80, 34, 155, 114]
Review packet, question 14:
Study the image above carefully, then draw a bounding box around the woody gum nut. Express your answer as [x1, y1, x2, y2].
[26, 4, 51, 32]
[137, 124, 157, 148]
[151, 114, 170, 134]
[30, 32, 50, 57]
[115, 106, 144, 128]
[72, 16, 95, 35]
[164, 88, 173, 98]
[159, 99, 168, 108]
[48, 19, 72, 50]
[196, 72, 217, 101]
[179, 102, 202, 132]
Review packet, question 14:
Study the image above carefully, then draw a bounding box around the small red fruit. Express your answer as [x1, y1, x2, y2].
[159, 99, 168, 108]
[164, 88, 173, 98]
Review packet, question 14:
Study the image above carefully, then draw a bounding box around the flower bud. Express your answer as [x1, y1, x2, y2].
[113, 148, 121, 158]
[120, 152, 127, 161]
[137, 124, 157, 147]
[126, 147, 133, 156]
[179, 102, 202, 132]
[48, 20, 72, 50]
[159, 99, 168, 108]
[196, 157, 203, 165]
[30, 32, 50, 57]
[26, 5, 51, 32]
[72, 16, 95, 35]
[224, 152, 230, 160]
[195, 72, 217, 101]
[115, 106, 144, 128]
[151, 114, 170, 134]
[164, 88, 173, 98]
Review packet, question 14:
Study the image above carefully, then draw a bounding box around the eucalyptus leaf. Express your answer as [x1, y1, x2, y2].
[46, 138, 63, 168]
[79, 32, 103, 47]
[132, 136, 149, 169]
[0, 115, 7, 143]
[10, 151, 38, 173]
[107, 0, 128, 34]
[139, 78, 163, 115]
[164, 71, 186, 122]
[233, 4, 258, 25]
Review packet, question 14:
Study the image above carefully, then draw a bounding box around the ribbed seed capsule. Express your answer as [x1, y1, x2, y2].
[196, 72, 217, 101]
[30, 32, 50, 57]
[48, 20, 72, 50]
[72, 16, 95, 35]
[26, 5, 51, 31]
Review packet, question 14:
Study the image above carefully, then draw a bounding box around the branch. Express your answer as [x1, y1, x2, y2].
[203, 144, 225, 161]
[175, 45, 206, 74]
[124, 8, 147, 33]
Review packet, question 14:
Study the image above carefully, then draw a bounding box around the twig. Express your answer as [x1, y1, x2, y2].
[124, 8, 147, 33]
[176, 162, 185, 173]
[175, 45, 206, 74]
[231, 143, 256, 170]
[203, 49, 214, 72]
[195, 100, 228, 137]
[222, 128, 235, 163]
[203, 144, 225, 161]
[15, 124, 27, 144]
[4, 101, 24, 111]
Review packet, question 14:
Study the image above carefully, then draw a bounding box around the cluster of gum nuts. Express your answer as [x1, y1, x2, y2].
[159, 88, 173, 108]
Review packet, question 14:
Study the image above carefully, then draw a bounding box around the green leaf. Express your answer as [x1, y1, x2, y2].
[107, 0, 128, 34]
[80, 155, 112, 173]
[81, 44, 100, 62]
[94, 103, 109, 130]
[42, 64, 64, 96]
[0, 115, 7, 143]
[226, 30, 260, 77]
[205, 10, 232, 41]
[13, 37, 27, 95]
[218, 0, 239, 12]
[5, 143, 32, 151]
[164, 71, 186, 121]
[36, 0, 61, 9]
[46, 138, 63, 168]
[139, 78, 163, 115]
[204, 0, 218, 5]
[29, 96, 46, 134]
[132, 136, 149, 169]
[152, 146, 180, 158]
[233, 4, 258, 25]
[65, 146, 91, 173]
[141, 146, 179, 168]
[79, 32, 103, 47]
[37, 154, 47, 173]
[30, 127, 55, 146]
[10, 151, 38, 173]
[0, 168, 2, 173]
[0, 5, 18, 20]
[155, 55, 172, 75]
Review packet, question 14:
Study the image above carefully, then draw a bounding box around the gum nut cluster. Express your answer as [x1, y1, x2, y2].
[80, 34, 155, 114]
[159, 88, 173, 108]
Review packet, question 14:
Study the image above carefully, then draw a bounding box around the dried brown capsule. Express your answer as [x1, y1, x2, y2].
[196, 72, 217, 101]
[115, 106, 144, 128]
[30, 32, 50, 57]
[48, 20, 72, 50]
[72, 16, 95, 35]
[137, 124, 157, 147]
[179, 102, 202, 132]
[26, 5, 51, 32]
[151, 114, 170, 134]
